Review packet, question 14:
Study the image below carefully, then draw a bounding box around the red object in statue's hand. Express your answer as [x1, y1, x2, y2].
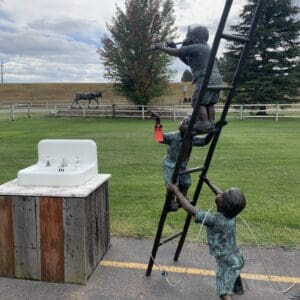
[154, 125, 163, 142]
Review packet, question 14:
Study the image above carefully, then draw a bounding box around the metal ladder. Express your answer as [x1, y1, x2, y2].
[146, 0, 265, 276]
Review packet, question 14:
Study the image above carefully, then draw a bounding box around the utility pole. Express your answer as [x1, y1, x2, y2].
[0, 61, 3, 84]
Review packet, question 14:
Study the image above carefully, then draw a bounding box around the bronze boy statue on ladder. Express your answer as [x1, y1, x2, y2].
[149, 111, 214, 211]
[154, 24, 222, 134]
[168, 177, 246, 300]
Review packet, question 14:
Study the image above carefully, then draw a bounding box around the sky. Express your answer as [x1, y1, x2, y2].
[0, 0, 296, 83]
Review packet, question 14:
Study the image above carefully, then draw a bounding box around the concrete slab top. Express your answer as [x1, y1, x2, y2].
[0, 174, 111, 198]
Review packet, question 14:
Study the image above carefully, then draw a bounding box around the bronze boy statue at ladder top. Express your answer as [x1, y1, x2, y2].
[149, 111, 214, 211]
[154, 24, 222, 134]
[168, 177, 246, 300]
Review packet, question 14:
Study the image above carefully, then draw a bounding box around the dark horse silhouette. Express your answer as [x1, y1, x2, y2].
[72, 90, 103, 107]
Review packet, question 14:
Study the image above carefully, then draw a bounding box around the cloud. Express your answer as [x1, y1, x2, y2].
[28, 18, 103, 45]
[174, 0, 247, 41]
[0, 0, 247, 83]
[4, 57, 105, 83]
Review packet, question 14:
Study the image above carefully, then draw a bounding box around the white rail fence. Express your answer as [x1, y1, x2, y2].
[0, 103, 300, 121]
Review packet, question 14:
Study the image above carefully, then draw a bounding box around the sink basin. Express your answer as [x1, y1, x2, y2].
[17, 139, 98, 187]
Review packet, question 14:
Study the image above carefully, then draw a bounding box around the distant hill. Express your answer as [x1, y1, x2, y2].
[0, 83, 194, 106]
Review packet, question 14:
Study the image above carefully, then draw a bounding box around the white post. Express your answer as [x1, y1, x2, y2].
[112, 104, 115, 118]
[11, 105, 15, 121]
[275, 103, 279, 121]
[54, 105, 57, 117]
[173, 105, 176, 120]
[142, 105, 145, 120]
[240, 104, 243, 120]
[83, 105, 86, 118]
[27, 103, 31, 118]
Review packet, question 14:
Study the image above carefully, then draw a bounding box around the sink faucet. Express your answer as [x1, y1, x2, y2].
[61, 158, 67, 167]
[46, 156, 51, 167]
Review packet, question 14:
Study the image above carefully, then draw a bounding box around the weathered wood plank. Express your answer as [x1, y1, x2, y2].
[63, 197, 86, 284]
[92, 189, 100, 264]
[12, 196, 41, 279]
[96, 186, 105, 261]
[85, 191, 95, 277]
[85, 183, 110, 279]
[103, 182, 110, 251]
[0, 196, 15, 277]
[40, 197, 64, 282]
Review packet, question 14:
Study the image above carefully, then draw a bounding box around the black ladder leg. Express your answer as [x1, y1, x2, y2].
[173, 214, 193, 261]
[146, 196, 170, 276]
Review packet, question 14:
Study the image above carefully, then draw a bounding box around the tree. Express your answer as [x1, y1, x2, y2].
[181, 69, 193, 82]
[98, 0, 177, 105]
[220, 0, 300, 104]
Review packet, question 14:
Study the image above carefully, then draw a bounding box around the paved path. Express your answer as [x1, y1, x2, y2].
[0, 237, 299, 300]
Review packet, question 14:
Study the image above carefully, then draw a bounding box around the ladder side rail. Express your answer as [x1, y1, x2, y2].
[171, 0, 236, 262]
[218, 0, 265, 124]
[146, 197, 172, 276]
[173, 124, 223, 261]
[182, 0, 265, 211]
[174, 0, 265, 261]
[170, 0, 234, 187]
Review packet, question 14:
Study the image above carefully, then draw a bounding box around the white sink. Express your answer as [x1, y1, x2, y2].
[17, 139, 98, 187]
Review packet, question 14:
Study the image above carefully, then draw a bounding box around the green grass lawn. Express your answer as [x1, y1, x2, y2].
[0, 117, 299, 248]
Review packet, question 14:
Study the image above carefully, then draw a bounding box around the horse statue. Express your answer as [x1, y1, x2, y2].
[72, 90, 103, 107]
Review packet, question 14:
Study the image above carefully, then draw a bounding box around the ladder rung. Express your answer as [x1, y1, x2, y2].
[208, 85, 233, 91]
[179, 166, 205, 176]
[222, 33, 250, 43]
[159, 231, 183, 247]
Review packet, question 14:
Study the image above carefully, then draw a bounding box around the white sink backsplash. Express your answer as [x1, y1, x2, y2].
[18, 139, 98, 187]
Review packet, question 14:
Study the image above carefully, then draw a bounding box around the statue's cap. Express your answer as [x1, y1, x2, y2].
[187, 24, 209, 43]
[222, 187, 246, 219]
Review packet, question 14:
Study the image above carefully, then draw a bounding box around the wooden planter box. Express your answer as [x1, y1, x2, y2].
[0, 174, 111, 284]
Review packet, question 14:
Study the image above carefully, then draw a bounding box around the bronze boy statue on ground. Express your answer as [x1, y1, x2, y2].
[168, 177, 246, 299]
[150, 112, 214, 211]
[155, 25, 222, 134]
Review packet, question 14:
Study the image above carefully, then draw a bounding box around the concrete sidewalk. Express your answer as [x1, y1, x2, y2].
[0, 237, 299, 300]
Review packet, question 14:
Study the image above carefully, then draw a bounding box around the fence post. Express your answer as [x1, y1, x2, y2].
[173, 105, 176, 121]
[11, 105, 15, 121]
[275, 103, 279, 121]
[112, 104, 115, 118]
[142, 105, 145, 120]
[240, 104, 243, 120]
[83, 105, 86, 118]
[27, 103, 31, 118]
[54, 105, 57, 117]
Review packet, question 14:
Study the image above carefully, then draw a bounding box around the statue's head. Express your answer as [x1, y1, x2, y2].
[218, 187, 246, 219]
[183, 24, 209, 45]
